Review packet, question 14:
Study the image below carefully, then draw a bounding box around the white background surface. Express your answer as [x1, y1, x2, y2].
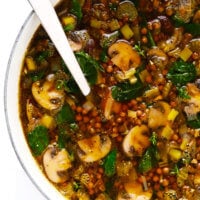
[0, 0, 47, 199]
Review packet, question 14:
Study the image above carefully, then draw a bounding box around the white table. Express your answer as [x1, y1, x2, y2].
[0, 0, 47, 199]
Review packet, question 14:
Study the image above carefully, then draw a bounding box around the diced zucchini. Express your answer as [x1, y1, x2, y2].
[180, 137, 190, 150]
[161, 125, 174, 140]
[26, 56, 37, 71]
[168, 148, 182, 162]
[179, 47, 193, 61]
[120, 24, 134, 40]
[167, 109, 179, 122]
[62, 15, 77, 31]
[128, 110, 137, 118]
[40, 114, 55, 129]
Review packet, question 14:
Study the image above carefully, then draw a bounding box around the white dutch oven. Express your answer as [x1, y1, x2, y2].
[4, 0, 66, 199]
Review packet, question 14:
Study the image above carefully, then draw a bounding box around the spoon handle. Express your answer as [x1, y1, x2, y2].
[28, 0, 90, 96]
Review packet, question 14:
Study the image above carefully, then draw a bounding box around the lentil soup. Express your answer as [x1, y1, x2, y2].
[19, 0, 200, 199]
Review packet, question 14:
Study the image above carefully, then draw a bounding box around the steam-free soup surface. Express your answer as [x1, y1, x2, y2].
[20, 0, 200, 199]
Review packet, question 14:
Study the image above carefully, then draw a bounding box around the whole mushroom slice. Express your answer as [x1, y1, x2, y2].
[122, 125, 150, 157]
[77, 135, 111, 162]
[32, 78, 65, 110]
[118, 181, 152, 200]
[148, 101, 171, 129]
[108, 41, 141, 72]
[147, 47, 168, 69]
[43, 146, 72, 183]
[184, 83, 200, 120]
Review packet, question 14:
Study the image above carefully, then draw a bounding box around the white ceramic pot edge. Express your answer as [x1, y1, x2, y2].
[4, 0, 66, 199]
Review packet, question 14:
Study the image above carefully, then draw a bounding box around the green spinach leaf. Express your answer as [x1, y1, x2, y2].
[177, 86, 190, 99]
[103, 149, 117, 177]
[27, 126, 49, 156]
[100, 48, 109, 62]
[147, 30, 156, 47]
[187, 112, 200, 129]
[61, 51, 101, 90]
[111, 78, 144, 102]
[138, 132, 159, 173]
[35, 50, 50, 63]
[75, 51, 100, 85]
[57, 126, 70, 149]
[167, 59, 196, 86]
[70, 0, 83, 22]
[28, 70, 45, 82]
[172, 16, 200, 36]
[56, 104, 75, 124]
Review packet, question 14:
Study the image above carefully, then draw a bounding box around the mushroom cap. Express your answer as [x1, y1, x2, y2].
[117, 181, 152, 200]
[148, 101, 171, 129]
[77, 135, 111, 162]
[32, 78, 65, 110]
[43, 147, 72, 183]
[122, 125, 150, 157]
[108, 41, 141, 72]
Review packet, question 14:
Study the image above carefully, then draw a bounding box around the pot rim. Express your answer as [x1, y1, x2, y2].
[4, 0, 66, 199]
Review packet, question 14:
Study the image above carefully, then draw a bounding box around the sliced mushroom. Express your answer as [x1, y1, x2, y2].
[147, 47, 168, 68]
[184, 83, 200, 119]
[193, 10, 200, 23]
[43, 146, 72, 183]
[122, 125, 150, 157]
[175, 0, 196, 23]
[68, 38, 83, 52]
[189, 38, 200, 53]
[118, 181, 152, 200]
[32, 78, 65, 110]
[158, 27, 183, 52]
[148, 101, 171, 129]
[68, 30, 91, 51]
[77, 135, 111, 162]
[108, 41, 141, 72]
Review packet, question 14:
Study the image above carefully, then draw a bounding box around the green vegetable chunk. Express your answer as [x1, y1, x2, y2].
[28, 70, 45, 82]
[138, 132, 159, 173]
[27, 125, 49, 156]
[111, 79, 144, 102]
[172, 16, 200, 36]
[187, 112, 200, 129]
[56, 104, 75, 124]
[167, 59, 196, 86]
[75, 51, 100, 85]
[57, 126, 70, 149]
[103, 149, 117, 177]
[70, 0, 83, 22]
[177, 86, 190, 99]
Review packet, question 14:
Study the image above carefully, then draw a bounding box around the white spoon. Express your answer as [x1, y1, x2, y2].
[28, 0, 90, 96]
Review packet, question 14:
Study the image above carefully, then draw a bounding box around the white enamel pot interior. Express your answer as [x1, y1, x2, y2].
[4, 0, 66, 199]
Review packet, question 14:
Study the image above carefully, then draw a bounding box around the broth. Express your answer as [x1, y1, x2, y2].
[19, 0, 200, 199]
